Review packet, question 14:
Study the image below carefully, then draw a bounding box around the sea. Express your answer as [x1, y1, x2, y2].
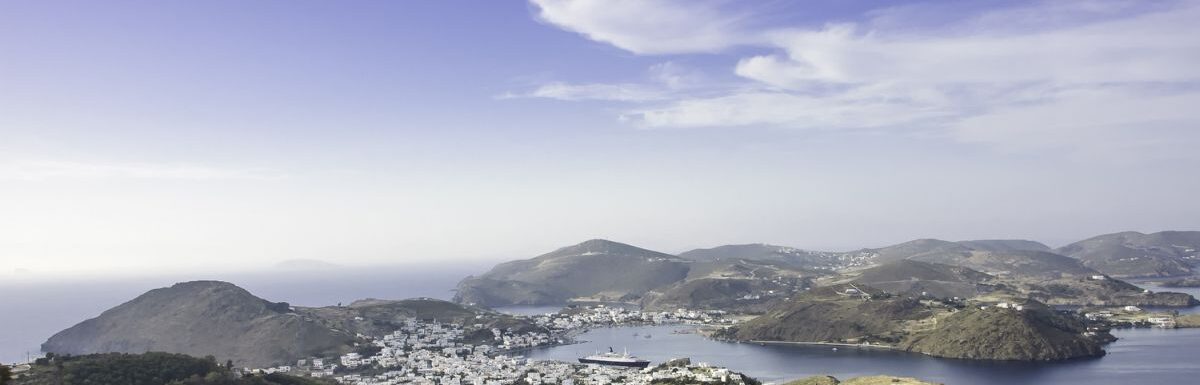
[3, 271, 1200, 384]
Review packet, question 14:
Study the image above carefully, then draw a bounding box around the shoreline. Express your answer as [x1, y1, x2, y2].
[747, 340, 901, 351]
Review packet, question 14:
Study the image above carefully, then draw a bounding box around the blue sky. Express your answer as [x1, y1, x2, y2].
[2, 0, 1198, 274]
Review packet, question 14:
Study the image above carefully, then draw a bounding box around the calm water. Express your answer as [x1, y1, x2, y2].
[495, 305, 566, 316]
[522, 325, 1200, 384]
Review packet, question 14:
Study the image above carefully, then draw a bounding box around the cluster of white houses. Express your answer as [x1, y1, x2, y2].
[251, 306, 748, 385]
[528, 305, 735, 332]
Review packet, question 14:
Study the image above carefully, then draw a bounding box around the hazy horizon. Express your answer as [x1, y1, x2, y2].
[3, 0, 1199, 275]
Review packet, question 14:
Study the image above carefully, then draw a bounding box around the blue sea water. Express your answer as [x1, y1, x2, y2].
[522, 325, 1200, 385]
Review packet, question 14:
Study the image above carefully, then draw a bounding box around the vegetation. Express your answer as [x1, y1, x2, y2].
[727, 284, 929, 345]
[12, 353, 330, 385]
[899, 303, 1106, 360]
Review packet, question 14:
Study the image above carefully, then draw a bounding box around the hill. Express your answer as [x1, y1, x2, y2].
[899, 302, 1106, 361]
[956, 239, 1052, 253]
[640, 258, 816, 311]
[728, 285, 931, 344]
[679, 244, 845, 269]
[41, 281, 353, 368]
[295, 298, 540, 344]
[1057, 231, 1200, 277]
[724, 285, 1112, 361]
[857, 239, 1095, 279]
[640, 278, 787, 312]
[911, 250, 1096, 279]
[851, 260, 997, 299]
[864, 239, 970, 263]
[41, 282, 519, 368]
[854, 260, 992, 284]
[847, 259, 1196, 307]
[453, 239, 691, 306]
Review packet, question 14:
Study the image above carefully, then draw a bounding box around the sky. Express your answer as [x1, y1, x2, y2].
[1, 0, 1198, 275]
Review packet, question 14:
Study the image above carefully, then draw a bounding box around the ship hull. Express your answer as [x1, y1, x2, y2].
[577, 358, 651, 368]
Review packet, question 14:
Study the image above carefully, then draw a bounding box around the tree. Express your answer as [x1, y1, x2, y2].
[226, 360, 234, 370]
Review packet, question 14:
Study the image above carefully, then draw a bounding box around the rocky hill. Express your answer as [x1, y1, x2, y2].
[724, 284, 1113, 361]
[41, 281, 515, 368]
[640, 277, 786, 312]
[912, 250, 1097, 279]
[454, 239, 691, 306]
[1020, 276, 1197, 307]
[860, 239, 1096, 279]
[41, 281, 353, 368]
[728, 285, 931, 344]
[1057, 231, 1200, 278]
[854, 260, 993, 284]
[851, 260, 997, 299]
[639, 258, 816, 311]
[899, 301, 1107, 361]
[846, 259, 1197, 307]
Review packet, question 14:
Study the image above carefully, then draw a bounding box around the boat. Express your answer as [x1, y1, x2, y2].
[578, 347, 651, 368]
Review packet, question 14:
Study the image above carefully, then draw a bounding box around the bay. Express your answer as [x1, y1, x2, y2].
[521, 325, 1200, 384]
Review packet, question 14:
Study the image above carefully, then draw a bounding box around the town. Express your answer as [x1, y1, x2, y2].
[250, 306, 748, 385]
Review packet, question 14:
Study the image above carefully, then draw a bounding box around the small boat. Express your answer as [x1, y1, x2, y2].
[644, 334, 652, 339]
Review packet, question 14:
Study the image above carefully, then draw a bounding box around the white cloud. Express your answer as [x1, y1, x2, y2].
[0, 160, 283, 181]
[502, 61, 711, 102]
[521, 0, 1200, 158]
[529, 0, 751, 54]
[501, 81, 667, 102]
[748, 8, 1200, 87]
[625, 89, 952, 129]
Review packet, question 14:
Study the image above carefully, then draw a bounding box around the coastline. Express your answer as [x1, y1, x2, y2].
[747, 340, 900, 351]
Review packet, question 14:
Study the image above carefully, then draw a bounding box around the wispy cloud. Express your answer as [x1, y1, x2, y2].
[0, 160, 284, 181]
[500, 61, 712, 102]
[519, 0, 1200, 158]
[529, 0, 753, 54]
[499, 81, 669, 102]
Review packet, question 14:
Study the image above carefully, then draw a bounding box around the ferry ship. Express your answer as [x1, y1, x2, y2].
[578, 347, 651, 368]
